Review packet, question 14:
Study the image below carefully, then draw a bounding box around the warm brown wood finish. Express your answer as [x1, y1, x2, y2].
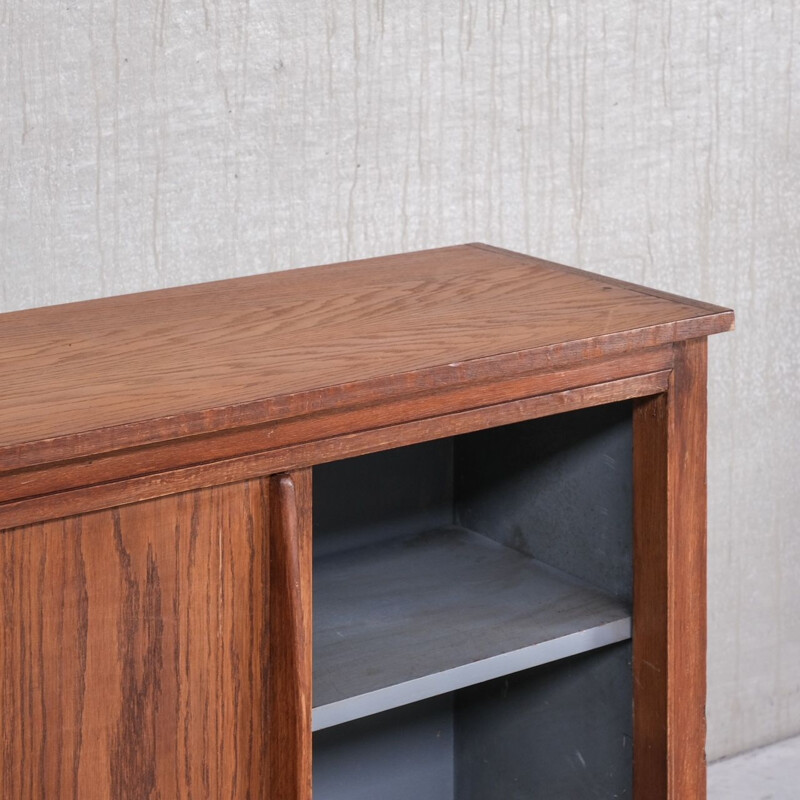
[0, 479, 272, 799]
[633, 338, 709, 799]
[471, 242, 731, 315]
[268, 470, 312, 800]
[0, 367, 671, 531]
[0, 244, 732, 476]
[0, 245, 733, 798]
[0, 345, 673, 506]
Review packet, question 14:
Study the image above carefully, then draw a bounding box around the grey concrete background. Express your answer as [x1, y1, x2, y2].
[2, 0, 798, 760]
[709, 735, 800, 798]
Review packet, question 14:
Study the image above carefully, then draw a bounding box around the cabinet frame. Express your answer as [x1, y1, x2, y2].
[0, 244, 732, 799]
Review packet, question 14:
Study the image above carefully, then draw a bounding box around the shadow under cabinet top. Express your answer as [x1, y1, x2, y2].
[0, 243, 733, 473]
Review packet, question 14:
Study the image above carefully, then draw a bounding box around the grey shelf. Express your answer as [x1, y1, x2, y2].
[313, 525, 631, 731]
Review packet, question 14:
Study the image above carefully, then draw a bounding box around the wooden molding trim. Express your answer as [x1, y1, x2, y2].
[0, 370, 669, 530]
[0, 346, 673, 506]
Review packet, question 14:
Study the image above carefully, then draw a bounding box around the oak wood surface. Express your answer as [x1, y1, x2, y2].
[0, 479, 272, 799]
[470, 243, 731, 315]
[0, 345, 673, 507]
[633, 339, 708, 799]
[0, 247, 733, 800]
[0, 244, 732, 474]
[0, 371, 668, 530]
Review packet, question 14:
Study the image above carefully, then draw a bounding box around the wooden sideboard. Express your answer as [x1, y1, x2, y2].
[0, 244, 733, 799]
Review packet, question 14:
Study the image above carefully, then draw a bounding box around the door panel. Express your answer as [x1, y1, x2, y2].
[0, 474, 310, 799]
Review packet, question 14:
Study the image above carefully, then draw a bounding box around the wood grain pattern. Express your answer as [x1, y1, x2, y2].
[633, 339, 708, 798]
[0, 345, 673, 506]
[469, 243, 733, 315]
[0, 480, 272, 799]
[0, 245, 732, 474]
[0, 371, 669, 531]
[0, 246, 732, 799]
[268, 470, 312, 800]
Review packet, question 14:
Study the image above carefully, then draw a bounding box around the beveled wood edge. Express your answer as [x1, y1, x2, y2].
[0, 346, 674, 504]
[0, 370, 669, 531]
[468, 243, 736, 322]
[0, 312, 724, 474]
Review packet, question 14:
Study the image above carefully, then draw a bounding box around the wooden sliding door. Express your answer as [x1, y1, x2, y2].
[0, 470, 312, 800]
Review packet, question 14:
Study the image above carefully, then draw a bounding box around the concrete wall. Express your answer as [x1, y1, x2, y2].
[2, 0, 798, 760]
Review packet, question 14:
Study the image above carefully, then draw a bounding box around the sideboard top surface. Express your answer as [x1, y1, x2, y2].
[0, 243, 733, 472]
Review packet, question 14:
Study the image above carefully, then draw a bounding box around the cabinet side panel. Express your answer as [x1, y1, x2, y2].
[0, 480, 270, 799]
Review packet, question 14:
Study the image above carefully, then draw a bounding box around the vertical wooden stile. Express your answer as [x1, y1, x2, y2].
[633, 338, 708, 799]
[268, 469, 313, 800]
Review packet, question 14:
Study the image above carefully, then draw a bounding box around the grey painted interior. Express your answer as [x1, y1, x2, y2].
[313, 526, 630, 730]
[312, 404, 634, 796]
[314, 645, 632, 800]
[455, 643, 633, 799]
[313, 696, 454, 800]
[313, 438, 453, 558]
[456, 402, 633, 600]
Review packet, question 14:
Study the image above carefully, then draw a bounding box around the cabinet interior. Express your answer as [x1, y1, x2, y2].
[312, 401, 634, 800]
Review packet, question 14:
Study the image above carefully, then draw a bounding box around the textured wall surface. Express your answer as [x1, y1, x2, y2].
[1, 0, 798, 760]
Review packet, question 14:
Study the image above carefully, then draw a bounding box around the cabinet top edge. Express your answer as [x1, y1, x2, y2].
[0, 244, 733, 472]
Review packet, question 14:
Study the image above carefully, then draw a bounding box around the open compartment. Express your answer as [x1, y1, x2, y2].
[312, 401, 634, 798]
